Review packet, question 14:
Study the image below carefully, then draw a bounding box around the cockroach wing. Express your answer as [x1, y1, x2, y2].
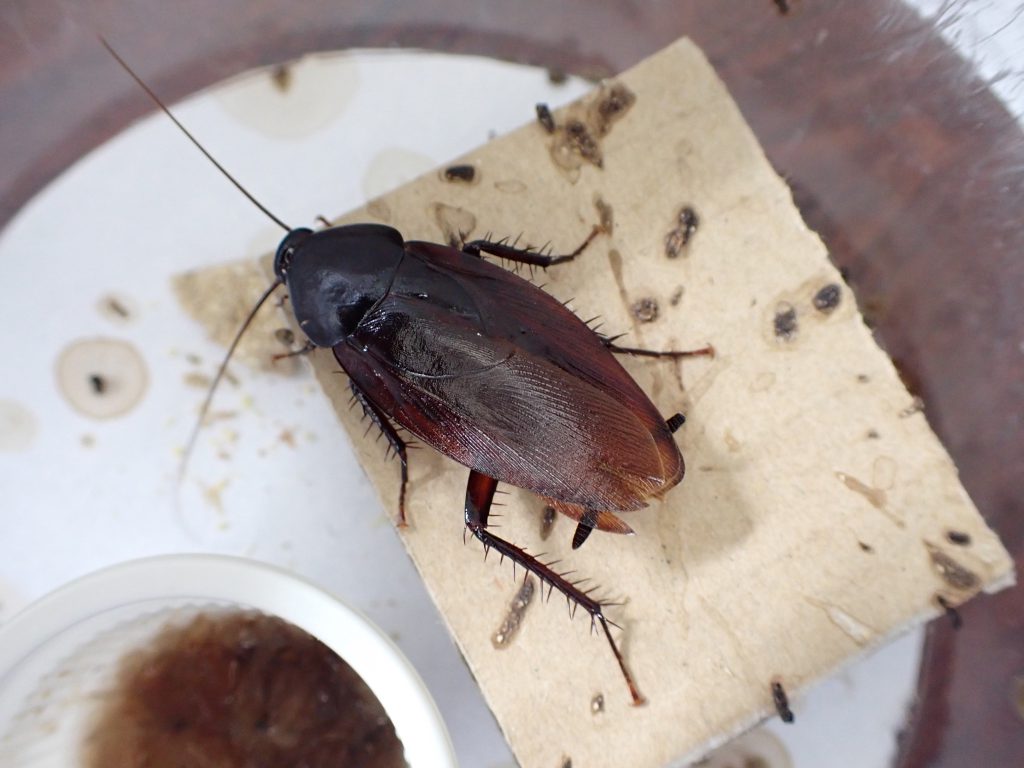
[334, 243, 683, 516]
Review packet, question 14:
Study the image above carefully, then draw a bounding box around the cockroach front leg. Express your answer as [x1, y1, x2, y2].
[271, 340, 316, 362]
[462, 224, 603, 268]
[349, 381, 409, 527]
[463, 469, 645, 705]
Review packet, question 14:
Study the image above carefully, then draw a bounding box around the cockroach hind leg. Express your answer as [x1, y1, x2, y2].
[463, 469, 644, 704]
[605, 340, 716, 360]
[597, 613, 646, 706]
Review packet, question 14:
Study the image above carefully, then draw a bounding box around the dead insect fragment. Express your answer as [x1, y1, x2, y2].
[665, 206, 699, 258]
[492, 577, 537, 649]
[926, 543, 979, 591]
[89, 373, 107, 395]
[771, 680, 795, 723]
[442, 164, 476, 183]
[773, 303, 798, 341]
[536, 103, 556, 133]
[590, 83, 636, 135]
[812, 283, 841, 313]
[547, 67, 568, 85]
[946, 530, 971, 546]
[540, 505, 557, 540]
[270, 63, 292, 92]
[632, 297, 659, 323]
[565, 119, 603, 167]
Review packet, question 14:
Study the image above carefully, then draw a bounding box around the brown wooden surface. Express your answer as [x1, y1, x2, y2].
[2, 1, 1021, 764]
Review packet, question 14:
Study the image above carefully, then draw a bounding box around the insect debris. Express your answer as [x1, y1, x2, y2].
[771, 680, 795, 723]
[102, 37, 709, 705]
[535, 102, 557, 133]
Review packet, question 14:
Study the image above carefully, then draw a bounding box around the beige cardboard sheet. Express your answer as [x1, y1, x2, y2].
[267, 39, 1011, 767]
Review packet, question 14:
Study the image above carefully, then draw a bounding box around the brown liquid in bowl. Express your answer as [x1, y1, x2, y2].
[83, 611, 407, 768]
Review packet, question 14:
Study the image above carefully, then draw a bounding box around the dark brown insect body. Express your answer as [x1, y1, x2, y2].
[276, 224, 683, 536]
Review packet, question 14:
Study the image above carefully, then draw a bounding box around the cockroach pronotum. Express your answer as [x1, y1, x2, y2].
[102, 38, 712, 705]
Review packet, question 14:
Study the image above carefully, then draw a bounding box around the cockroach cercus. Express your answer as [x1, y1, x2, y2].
[102, 38, 712, 705]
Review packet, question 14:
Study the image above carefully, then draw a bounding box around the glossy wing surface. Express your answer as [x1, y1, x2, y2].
[335, 271, 681, 512]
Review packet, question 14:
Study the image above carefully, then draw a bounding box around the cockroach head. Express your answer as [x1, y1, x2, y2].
[273, 228, 314, 278]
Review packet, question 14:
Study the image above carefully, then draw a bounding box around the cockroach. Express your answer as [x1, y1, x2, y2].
[103, 39, 711, 705]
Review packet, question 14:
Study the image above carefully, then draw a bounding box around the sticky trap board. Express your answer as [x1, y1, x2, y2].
[265, 39, 1011, 767]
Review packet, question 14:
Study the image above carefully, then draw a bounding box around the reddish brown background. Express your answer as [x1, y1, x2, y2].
[2, 1, 1021, 764]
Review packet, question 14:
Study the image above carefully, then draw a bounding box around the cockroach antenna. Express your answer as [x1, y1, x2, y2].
[177, 280, 283, 484]
[98, 36, 292, 233]
[99, 36, 290, 482]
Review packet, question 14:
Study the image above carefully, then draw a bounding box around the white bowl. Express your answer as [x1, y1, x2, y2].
[0, 554, 455, 767]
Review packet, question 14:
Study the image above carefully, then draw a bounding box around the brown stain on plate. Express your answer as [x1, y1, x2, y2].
[55, 338, 148, 420]
[431, 202, 477, 247]
[0, 400, 38, 452]
[217, 55, 358, 140]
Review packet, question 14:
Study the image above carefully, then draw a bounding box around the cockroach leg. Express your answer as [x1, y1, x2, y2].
[572, 508, 605, 549]
[350, 382, 409, 526]
[666, 413, 686, 433]
[605, 341, 715, 360]
[572, 521, 594, 550]
[462, 224, 604, 268]
[463, 469, 645, 705]
[271, 340, 316, 362]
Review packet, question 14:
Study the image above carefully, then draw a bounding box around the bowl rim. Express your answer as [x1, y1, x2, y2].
[0, 553, 456, 766]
